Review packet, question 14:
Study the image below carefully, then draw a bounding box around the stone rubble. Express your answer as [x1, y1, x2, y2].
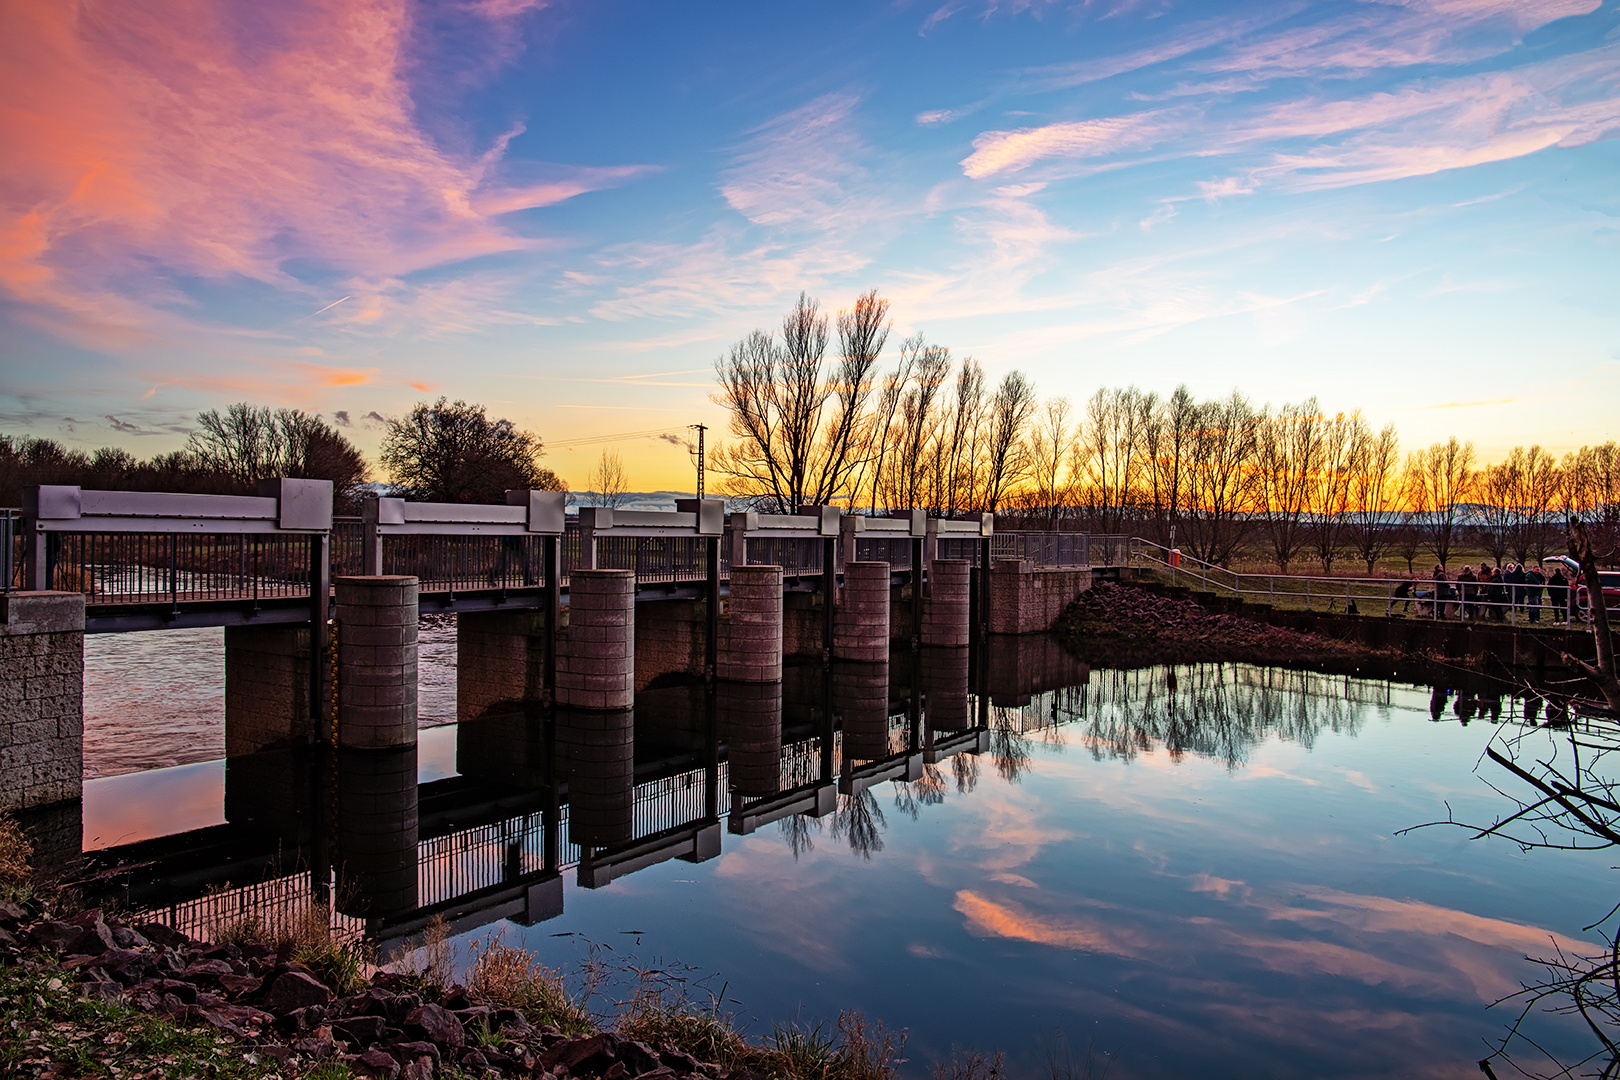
[0, 901, 744, 1079]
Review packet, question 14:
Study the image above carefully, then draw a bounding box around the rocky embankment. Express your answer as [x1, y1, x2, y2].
[1053, 583, 1388, 671]
[0, 900, 726, 1080]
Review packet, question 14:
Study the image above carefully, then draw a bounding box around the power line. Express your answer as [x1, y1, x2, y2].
[546, 426, 692, 450]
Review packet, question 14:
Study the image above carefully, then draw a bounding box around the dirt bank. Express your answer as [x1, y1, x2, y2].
[1052, 583, 1400, 675]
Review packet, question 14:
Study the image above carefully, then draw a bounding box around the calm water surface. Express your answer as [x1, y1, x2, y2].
[75, 626, 1612, 1079]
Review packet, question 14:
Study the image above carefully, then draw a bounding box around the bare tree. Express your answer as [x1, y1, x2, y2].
[1307, 410, 1362, 573]
[711, 291, 889, 512]
[1182, 391, 1258, 566]
[1254, 398, 1323, 573]
[981, 371, 1037, 512]
[188, 403, 368, 508]
[1143, 385, 1197, 547]
[588, 449, 629, 509]
[1349, 422, 1400, 574]
[1476, 460, 1516, 567]
[1027, 397, 1076, 528]
[1080, 387, 1145, 533]
[1408, 437, 1477, 568]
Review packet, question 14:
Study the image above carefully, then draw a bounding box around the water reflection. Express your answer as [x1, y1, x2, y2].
[45, 630, 1612, 1078]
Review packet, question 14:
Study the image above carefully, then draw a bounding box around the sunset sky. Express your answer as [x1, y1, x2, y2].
[2, 0, 1617, 491]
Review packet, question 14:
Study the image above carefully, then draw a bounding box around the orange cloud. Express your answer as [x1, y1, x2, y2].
[0, 0, 643, 342]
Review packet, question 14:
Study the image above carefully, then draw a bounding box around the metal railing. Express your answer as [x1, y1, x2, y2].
[42, 530, 322, 606]
[1131, 538, 1600, 626]
[2, 509, 16, 593]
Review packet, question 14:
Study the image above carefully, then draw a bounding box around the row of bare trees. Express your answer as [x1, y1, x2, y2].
[710, 291, 1620, 572]
[711, 291, 1036, 517]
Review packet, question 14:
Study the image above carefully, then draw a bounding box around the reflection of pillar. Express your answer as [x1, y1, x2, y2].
[335, 746, 419, 918]
[834, 562, 890, 663]
[335, 576, 419, 749]
[457, 611, 548, 721]
[225, 626, 312, 755]
[919, 647, 971, 732]
[456, 713, 548, 789]
[558, 570, 635, 710]
[557, 708, 634, 848]
[833, 660, 891, 761]
[922, 560, 971, 647]
[225, 747, 315, 843]
[718, 566, 784, 683]
[718, 681, 783, 797]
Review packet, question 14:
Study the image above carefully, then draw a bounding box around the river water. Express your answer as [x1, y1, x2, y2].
[74, 622, 1613, 1078]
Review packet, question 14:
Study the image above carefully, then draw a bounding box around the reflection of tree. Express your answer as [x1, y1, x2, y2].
[1075, 664, 1370, 770]
[1412, 717, 1620, 1078]
[831, 790, 886, 859]
[778, 813, 819, 860]
[952, 752, 980, 794]
[894, 764, 947, 820]
[991, 710, 1032, 783]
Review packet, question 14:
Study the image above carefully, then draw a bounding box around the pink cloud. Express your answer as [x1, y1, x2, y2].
[0, 0, 641, 343]
[961, 111, 1178, 177]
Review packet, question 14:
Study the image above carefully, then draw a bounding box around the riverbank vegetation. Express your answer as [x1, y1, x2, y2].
[0, 821, 919, 1080]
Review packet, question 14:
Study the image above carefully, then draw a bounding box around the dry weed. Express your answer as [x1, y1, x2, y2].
[0, 813, 33, 900]
[388, 914, 456, 990]
[205, 893, 370, 992]
[467, 935, 595, 1034]
[933, 1048, 1006, 1080]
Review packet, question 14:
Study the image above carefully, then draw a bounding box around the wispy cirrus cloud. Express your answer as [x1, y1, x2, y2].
[962, 46, 1620, 193]
[0, 0, 643, 346]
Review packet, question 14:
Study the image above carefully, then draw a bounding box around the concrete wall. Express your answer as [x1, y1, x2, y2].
[988, 561, 1093, 636]
[633, 599, 705, 690]
[0, 591, 85, 811]
[457, 610, 548, 720]
[224, 626, 312, 756]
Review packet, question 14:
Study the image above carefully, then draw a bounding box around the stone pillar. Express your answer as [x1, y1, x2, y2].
[718, 681, 782, 797]
[224, 626, 312, 756]
[335, 746, 419, 918]
[833, 659, 891, 761]
[922, 559, 972, 647]
[558, 707, 634, 848]
[919, 647, 971, 732]
[0, 592, 85, 811]
[834, 562, 890, 663]
[558, 569, 635, 710]
[335, 576, 419, 749]
[719, 565, 783, 683]
[457, 610, 548, 721]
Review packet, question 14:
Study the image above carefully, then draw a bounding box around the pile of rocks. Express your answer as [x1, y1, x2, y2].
[1054, 583, 1374, 667]
[0, 902, 723, 1079]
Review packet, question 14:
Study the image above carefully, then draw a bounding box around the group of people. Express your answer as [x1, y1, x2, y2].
[1393, 561, 1575, 622]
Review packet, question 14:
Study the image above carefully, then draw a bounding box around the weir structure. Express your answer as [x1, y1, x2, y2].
[64, 635, 1086, 951]
[4, 480, 1123, 833]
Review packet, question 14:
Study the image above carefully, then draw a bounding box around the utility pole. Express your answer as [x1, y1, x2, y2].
[691, 424, 706, 500]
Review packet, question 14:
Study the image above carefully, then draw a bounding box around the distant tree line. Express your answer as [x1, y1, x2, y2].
[712, 290, 1620, 572]
[2, 397, 565, 512]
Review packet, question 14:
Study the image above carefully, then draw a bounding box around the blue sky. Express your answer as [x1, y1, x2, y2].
[3, 0, 1617, 489]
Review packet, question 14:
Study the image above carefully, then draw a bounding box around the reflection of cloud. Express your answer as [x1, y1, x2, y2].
[954, 891, 1149, 958]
